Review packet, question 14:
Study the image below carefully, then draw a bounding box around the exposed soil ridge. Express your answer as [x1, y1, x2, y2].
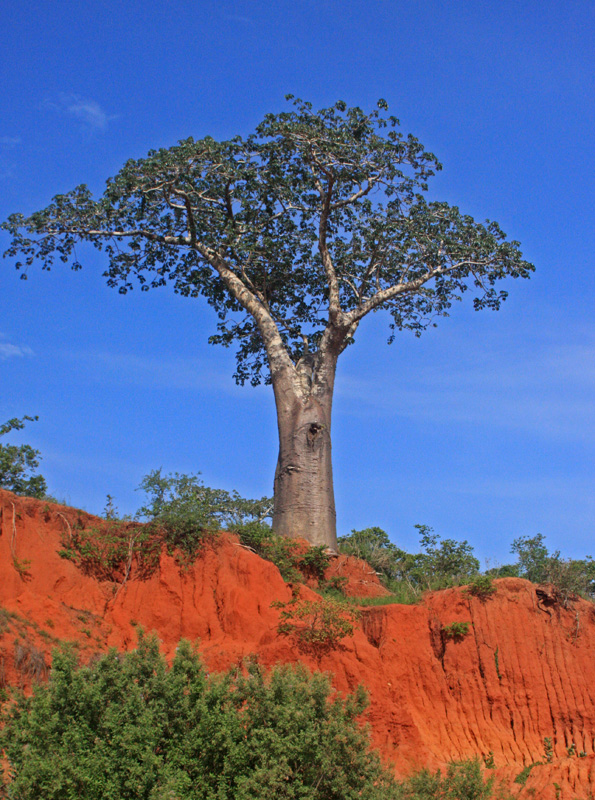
[1, 489, 594, 799]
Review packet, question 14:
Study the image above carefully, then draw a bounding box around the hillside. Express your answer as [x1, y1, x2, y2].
[1, 488, 595, 799]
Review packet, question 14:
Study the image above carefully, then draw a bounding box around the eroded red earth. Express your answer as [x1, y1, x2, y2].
[2, 489, 595, 798]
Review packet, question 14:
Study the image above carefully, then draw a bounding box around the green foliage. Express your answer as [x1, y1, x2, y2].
[414, 525, 480, 588]
[511, 534, 595, 602]
[3, 98, 533, 388]
[543, 736, 554, 763]
[58, 519, 161, 580]
[397, 758, 498, 799]
[236, 520, 333, 584]
[338, 525, 480, 602]
[0, 416, 47, 499]
[442, 621, 471, 641]
[102, 494, 120, 520]
[237, 523, 304, 582]
[319, 575, 349, 596]
[1, 633, 395, 800]
[298, 545, 332, 580]
[11, 557, 32, 579]
[511, 534, 550, 583]
[514, 764, 539, 786]
[465, 575, 497, 600]
[275, 595, 359, 654]
[494, 648, 502, 681]
[485, 564, 520, 579]
[338, 527, 406, 578]
[136, 469, 272, 558]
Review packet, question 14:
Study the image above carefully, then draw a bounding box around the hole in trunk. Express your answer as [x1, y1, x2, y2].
[306, 422, 324, 446]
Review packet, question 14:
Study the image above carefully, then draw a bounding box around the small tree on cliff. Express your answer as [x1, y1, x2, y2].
[0, 415, 48, 499]
[2, 98, 533, 550]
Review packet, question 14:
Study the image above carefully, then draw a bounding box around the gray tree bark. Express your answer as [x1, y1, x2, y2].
[271, 352, 338, 551]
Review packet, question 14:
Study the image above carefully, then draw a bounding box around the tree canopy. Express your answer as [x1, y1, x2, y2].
[3, 97, 533, 386]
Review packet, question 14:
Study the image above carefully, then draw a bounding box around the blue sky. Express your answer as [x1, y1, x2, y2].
[1, 0, 594, 564]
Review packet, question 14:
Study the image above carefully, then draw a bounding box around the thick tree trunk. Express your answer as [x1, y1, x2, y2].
[271, 358, 338, 551]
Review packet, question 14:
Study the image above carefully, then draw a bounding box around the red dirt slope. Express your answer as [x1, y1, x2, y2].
[2, 489, 595, 799]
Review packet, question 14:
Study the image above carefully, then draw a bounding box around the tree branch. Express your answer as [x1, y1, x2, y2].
[347, 261, 468, 323]
[194, 243, 296, 381]
[317, 177, 344, 322]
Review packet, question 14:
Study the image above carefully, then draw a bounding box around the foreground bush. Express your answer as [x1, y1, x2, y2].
[397, 759, 506, 799]
[1, 633, 396, 800]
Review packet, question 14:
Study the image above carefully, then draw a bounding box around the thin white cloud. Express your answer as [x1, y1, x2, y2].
[42, 94, 116, 131]
[337, 336, 595, 443]
[0, 136, 21, 148]
[0, 342, 34, 360]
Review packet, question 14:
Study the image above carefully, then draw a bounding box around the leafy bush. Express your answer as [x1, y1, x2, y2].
[414, 525, 480, 589]
[465, 575, 497, 600]
[58, 518, 161, 580]
[298, 545, 332, 580]
[135, 469, 272, 558]
[0, 415, 47, 499]
[0, 633, 395, 800]
[274, 595, 359, 654]
[236, 520, 334, 584]
[397, 758, 501, 799]
[442, 621, 471, 641]
[338, 525, 480, 602]
[513, 763, 540, 786]
[338, 527, 407, 577]
[510, 534, 550, 583]
[510, 534, 595, 602]
[319, 575, 349, 596]
[137, 469, 272, 531]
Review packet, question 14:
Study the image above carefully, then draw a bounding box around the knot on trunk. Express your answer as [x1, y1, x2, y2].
[306, 422, 324, 447]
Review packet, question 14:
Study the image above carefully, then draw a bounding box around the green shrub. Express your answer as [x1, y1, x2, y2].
[0, 633, 395, 800]
[298, 545, 331, 579]
[136, 469, 272, 553]
[60, 473, 332, 584]
[237, 523, 333, 584]
[511, 534, 595, 602]
[338, 527, 405, 577]
[543, 736, 554, 763]
[274, 595, 359, 654]
[442, 621, 471, 641]
[465, 575, 497, 600]
[319, 575, 349, 596]
[58, 519, 161, 580]
[398, 758, 501, 799]
[414, 525, 480, 589]
[338, 525, 481, 602]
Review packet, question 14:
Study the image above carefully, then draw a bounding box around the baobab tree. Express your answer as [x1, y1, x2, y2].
[2, 98, 533, 549]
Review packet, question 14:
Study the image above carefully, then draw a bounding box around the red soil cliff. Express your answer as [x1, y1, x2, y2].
[1, 489, 595, 799]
